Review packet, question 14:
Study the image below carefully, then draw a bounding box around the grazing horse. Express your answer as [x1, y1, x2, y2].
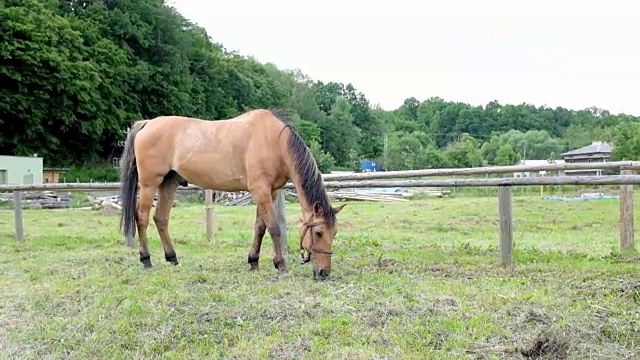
[118, 109, 346, 280]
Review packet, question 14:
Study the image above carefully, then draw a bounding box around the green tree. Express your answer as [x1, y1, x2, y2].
[443, 134, 485, 168]
[495, 144, 520, 166]
[2, 0, 638, 174]
[318, 97, 359, 166]
[611, 122, 640, 161]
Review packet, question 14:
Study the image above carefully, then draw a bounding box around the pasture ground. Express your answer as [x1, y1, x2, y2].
[0, 193, 639, 359]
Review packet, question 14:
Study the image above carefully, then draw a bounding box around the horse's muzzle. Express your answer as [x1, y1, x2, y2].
[313, 268, 330, 280]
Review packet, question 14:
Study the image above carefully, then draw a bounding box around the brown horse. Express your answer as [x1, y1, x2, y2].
[118, 109, 345, 280]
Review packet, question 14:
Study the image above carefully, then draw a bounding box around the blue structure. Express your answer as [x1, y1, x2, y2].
[544, 195, 619, 201]
[360, 160, 383, 172]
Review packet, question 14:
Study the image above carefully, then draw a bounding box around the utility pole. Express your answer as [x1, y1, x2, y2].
[383, 132, 388, 170]
[363, 128, 389, 170]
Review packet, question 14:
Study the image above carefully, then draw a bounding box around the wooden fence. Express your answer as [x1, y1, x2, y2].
[1, 161, 639, 266]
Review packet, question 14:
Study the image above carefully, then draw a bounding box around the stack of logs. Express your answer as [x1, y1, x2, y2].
[0, 191, 72, 209]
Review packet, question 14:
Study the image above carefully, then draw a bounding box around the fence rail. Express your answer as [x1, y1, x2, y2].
[1, 161, 637, 266]
[321, 160, 640, 181]
[3, 174, 640, 193]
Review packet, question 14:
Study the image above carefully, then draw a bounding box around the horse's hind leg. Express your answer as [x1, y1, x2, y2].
[248, 206, 267, 270]
[154, 173, 180, 265]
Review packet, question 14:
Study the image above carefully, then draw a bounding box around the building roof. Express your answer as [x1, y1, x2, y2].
[561, 141, 612, 156]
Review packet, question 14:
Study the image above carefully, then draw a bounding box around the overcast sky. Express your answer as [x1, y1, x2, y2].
[171, 0, 640, 115]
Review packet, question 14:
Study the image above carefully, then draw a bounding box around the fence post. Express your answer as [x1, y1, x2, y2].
[205, 189, 215, 242]
[619, 169, 634, 251]
[274, 190, 288, 257]
[13, 191, 24, 242]
[498, 185, 513, 265]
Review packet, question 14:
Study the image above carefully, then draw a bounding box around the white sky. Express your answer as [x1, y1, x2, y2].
[171, 0, 640, 115]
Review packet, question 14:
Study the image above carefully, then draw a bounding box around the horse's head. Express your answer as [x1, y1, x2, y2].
[299, 202, 346, 280]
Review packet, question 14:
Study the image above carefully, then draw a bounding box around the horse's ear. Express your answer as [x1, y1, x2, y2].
[313, 202, 323, 216]
[333, 203, 346, 214]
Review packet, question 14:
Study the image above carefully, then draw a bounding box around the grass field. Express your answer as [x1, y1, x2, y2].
[0, 193, 639, 359]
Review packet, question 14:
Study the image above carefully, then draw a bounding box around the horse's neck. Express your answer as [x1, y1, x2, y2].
[286, 173, 313, 216]
[294, 187, 315, 216]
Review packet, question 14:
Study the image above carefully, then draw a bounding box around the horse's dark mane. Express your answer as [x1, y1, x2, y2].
[269, 108, 336, 227]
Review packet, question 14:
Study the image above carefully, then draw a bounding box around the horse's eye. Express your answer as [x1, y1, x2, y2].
[314, 230, 323, 237]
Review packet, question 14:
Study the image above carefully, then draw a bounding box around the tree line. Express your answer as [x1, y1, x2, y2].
[2, 0, 639, 178]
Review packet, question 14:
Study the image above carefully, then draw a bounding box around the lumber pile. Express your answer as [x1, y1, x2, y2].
[0, 185, 437, 211]
[419, 187, 451, 198]
[286, 188, 414, 203]
[89, 196, 122, 211]
[328, 190, 410, 202]
[89, 194, 179, 211]
[223, 192, 254, 206]
[577, 188, 617, 198]
[0, 191, 72, 209]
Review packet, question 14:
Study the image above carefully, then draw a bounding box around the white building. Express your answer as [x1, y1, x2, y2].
[513, 159, 565, 178]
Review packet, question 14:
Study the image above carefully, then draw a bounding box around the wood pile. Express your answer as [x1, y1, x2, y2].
[223, 192, 254, 206]
[214, 189, 416, 205]
[0, 185, 441, 211]
[419, 187, 451, 198]
[577, 188, 617, 197]
[328, 190, 410, 202]
[89, 194, 179, 211]
[86, 191, 253, 210]
[284, 188, 416, 203]
[0, 191, 72, 209]
[89, 196, 122, 211]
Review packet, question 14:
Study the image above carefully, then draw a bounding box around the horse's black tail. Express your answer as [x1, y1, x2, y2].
[119, 120, 148, 240]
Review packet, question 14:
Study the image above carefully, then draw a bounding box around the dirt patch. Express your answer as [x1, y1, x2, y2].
[338, 221, 356, 231]
[568, 221, 603, 230]
[608, 254, 640, 264]
[518, 331, 571, 359]
[96, 206, 119, 216]
[397, 219, 415, 226]
[620, 281, 640, 303]
[268, 337, 311, 359]
[429, 263, 460, 278]
[577, 188, 618, 197]
[519, 308, 552, 326]
[367, 253, 402, 273]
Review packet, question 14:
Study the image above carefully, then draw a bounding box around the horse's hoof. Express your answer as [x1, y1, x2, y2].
[143, 263, 153, 270]
[165, 254, 178, 265]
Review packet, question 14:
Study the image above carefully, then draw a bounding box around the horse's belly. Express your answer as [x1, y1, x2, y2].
[174, 164, 248, 192]
[170, 124, 260, 192]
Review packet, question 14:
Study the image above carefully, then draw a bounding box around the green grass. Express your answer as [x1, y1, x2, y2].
[0, 194, 639, 359]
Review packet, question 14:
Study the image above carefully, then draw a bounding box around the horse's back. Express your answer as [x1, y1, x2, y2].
[132, 110, 288, 191]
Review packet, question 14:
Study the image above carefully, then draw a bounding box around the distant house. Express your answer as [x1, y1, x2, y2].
[0, 155, 44, 185]
[561, 141, 613, 176]
[513, 159, 565, 178]
[43, 167, 70, 183]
